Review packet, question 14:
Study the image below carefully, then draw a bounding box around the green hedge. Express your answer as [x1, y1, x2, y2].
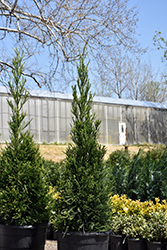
[105, 146, 167, 201]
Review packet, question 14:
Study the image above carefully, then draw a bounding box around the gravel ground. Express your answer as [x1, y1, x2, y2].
[45, 240, 57, 250]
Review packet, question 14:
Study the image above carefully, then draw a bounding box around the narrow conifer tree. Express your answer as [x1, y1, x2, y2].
[53, 46, 110, 233]
[0, 49, 49, 225]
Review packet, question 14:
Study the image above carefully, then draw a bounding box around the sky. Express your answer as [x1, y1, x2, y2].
[0, 0, 167, 92]
[40, 0, 167, 91]
[130, 0, 167, 77]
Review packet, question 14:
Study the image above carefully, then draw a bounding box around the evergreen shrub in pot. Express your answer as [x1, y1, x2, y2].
[109, 212, 147, 250]
[0, 49, 50, 250]
[51, 47, 111, 250]
[143, 211, 167, 250]
[109, 214, 128, 250]
[123, 215, 147, 250]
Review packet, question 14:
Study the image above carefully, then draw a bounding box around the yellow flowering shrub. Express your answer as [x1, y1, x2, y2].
[109, 194, 167, 239]
[109, 194, 167, 220]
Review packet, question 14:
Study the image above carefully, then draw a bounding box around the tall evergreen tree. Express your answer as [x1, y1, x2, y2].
[53, 46, 110, 233]
[0, 49, 49, 225]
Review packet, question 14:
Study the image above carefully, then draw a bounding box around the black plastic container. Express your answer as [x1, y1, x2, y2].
[127, 238, 147, 250]
[147, 241, 167, 250]
[109, 234, 128, 250]
[0, 224, 48, 250]
[55, 231, 109, 250]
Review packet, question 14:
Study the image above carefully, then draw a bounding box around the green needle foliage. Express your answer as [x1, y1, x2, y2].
[106, 146, 167, 202]
[105, 150, 130, 195]
[0, 49, 49, 225]
[52, 46, 110, 233]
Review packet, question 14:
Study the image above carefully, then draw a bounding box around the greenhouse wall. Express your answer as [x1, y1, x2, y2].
[0, 86, 167, 145]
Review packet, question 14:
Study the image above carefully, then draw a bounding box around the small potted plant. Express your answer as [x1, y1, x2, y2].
[143, 211, 167, 250]
[123, 214, 147, 250]
[109, 213, 128, 250]
[51, 45, 111, 249]
[0, 49, 50, 250]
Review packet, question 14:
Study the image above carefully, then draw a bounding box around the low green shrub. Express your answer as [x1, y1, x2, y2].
[148, 145, 166, 162]
[143, 211, 167, 242]
[109, 195, 167, 241]
[105, 150, 130, 195]
[44, 160, 65, 188]
[105, 149, 131, 166]
[126, 148, 167, 201]
[106, 146, 167, 201]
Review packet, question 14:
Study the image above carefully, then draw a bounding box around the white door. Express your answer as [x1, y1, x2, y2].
[119, 122, 126, 145]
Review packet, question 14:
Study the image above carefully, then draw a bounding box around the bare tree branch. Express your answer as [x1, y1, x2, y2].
[0, 0, 141, 90]
[0, 27, 45, 42]
[10, 0, 18, 14]
[0, 60, 42, 87]
[93, 47, 132, 98]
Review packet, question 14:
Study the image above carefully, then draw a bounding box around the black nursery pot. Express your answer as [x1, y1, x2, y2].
[147, 241, 167, 250]
[55, 231, 109, 250]
[0, 224, 48, 250]
[127, 238, 147, 250]
[109, 234, 128, 250]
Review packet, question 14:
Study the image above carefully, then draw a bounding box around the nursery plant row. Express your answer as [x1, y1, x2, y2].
[109, 194, 167, 249]
[47, 190, 167, 249]
[44, 145, 167, 250]
[1, 47, 167, 250]
[44, 144, 167, 203]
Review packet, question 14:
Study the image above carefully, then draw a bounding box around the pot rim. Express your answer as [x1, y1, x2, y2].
[0, 223, 49, 229]
[55, 230, 109, 236]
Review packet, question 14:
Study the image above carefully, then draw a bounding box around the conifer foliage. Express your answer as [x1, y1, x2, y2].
[53, 47, 110, 233]
[0, 49, 49, 225]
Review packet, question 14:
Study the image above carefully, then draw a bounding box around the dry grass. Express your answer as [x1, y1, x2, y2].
[0, 143, 157, 163]
[39, 144, 146, 162]
[39, 144, 67, 162]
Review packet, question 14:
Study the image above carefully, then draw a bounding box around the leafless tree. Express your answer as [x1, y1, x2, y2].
[125, 58, 153, 100]
[126, 59, 167, 103]
[94, 48, 133, 98]
[94, 51, 167, 103]
[0, 0, 140, 90]
[139, 80, 167, 104]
